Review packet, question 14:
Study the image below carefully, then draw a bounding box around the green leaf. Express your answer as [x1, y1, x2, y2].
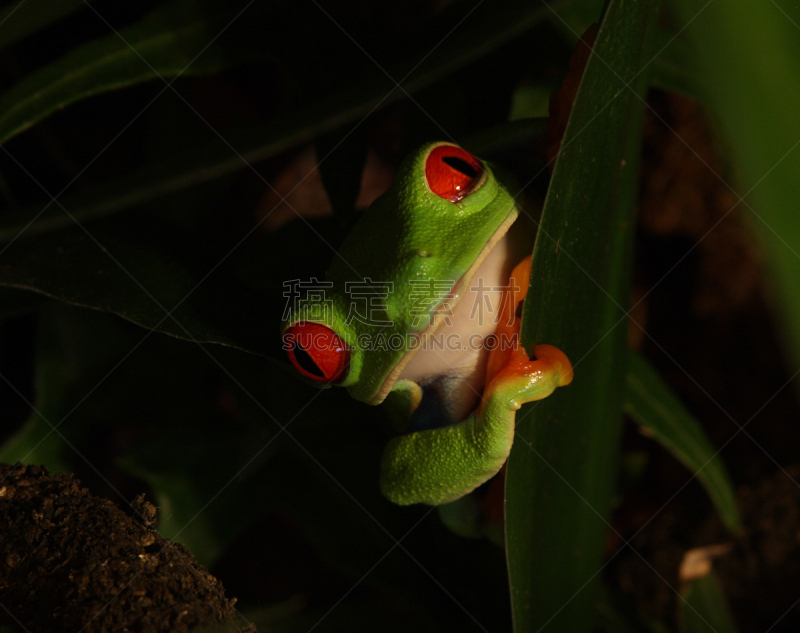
[506, 0, 662, 630]
[0, 304, 133, 473]
[0, 0, 249, 147]
[0, 287, 47, 319]
[670, 0, 800, 372]
[624, 351, 741, 532]
[0, 0, 92, 50]
[545, 0, 604, 45]
[0, 0, 561, 240]
[459, 117, 551, 193]
[679, 570, 738, 633]
[508, 84, 553, 121]
[117, 358, 283, 566]
[0, 215, 274, 354]
[649, 28, 703, 101]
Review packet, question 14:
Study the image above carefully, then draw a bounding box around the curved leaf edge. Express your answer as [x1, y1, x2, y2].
[624, 350, 742, 532]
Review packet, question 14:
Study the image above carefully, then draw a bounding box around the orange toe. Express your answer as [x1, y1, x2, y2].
[532, 344, 574, 386]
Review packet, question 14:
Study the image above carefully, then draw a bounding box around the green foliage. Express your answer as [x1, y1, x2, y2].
[0, 0, 92, 51]
[509, 1, 661, 630]
[672, 0, 800, 371]
[680, 570, 738, 633]
[625, 352, 741, 532]
[0, 0, 254, 147]
[0, 0, 792, 630]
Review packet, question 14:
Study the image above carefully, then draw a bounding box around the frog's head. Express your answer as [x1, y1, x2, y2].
[282, 141, 521, 405]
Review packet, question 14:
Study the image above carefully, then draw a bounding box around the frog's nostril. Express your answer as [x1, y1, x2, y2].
[284, 322, 349, 383]
[425, 144, 483, 203]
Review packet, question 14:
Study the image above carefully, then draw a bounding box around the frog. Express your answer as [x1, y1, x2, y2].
[282, 141, 573, 507]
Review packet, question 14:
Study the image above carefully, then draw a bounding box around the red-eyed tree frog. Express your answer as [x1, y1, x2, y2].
[282, 142, 573, 506]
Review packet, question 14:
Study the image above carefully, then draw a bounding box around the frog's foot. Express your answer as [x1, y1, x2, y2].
[379, 252, 573, 506]
[379, 344, 572, 506]
[482, 343, 573, 412]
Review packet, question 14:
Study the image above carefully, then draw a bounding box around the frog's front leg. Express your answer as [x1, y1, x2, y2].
[380, 344, 572, 505]
[379, 255, 573, 506]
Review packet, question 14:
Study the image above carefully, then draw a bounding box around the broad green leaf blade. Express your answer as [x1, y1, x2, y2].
[0, 216, 274, 354]
[0, 0, 560, 240]
[0, 0, 246, 147]
[624, 351, 741, 532]
[0, 0, 91, 50]
[507, 0, 662, 631]
[118, 388, 280, 566]
[680, 570, 738, 633]
[0, 305, 133, 473]
[670, 0, 800, 373]
[0, 339, 76, 474]
[0, 287, 46, 319]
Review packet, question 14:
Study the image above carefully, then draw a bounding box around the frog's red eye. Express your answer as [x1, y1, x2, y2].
[284, 322, 349, 383]
[425, 145, 483, 203]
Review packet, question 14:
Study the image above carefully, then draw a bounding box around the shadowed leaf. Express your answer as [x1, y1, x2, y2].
[625, 351, 741, 532]
[507, 0, 662, 630]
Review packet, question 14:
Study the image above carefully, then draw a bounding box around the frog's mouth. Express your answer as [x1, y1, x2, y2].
[371, 210, 527, 408]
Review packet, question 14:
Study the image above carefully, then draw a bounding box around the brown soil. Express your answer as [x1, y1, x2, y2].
[0, 463, 251, 633]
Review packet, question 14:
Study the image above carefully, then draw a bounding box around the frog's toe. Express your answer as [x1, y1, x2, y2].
[532, 344, 574, 386]
[484, 343, 573, 410]
[379, 344, 573, 506]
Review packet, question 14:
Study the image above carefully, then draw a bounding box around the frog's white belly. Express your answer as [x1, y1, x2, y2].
[398, 219, 532, 421]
